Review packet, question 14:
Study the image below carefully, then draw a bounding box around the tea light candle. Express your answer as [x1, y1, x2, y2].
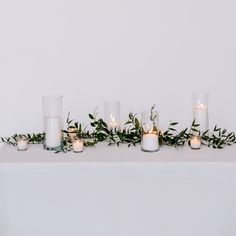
[193, 104, 208, 132]
[17, 137, 28, 151]
[190, 136, 201, 150]
[72, 139, 84, 153]
[142, 133, 159, 152]
[44, 115, 62, 148]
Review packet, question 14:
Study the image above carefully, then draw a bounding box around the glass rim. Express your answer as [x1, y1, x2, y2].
[192, 93, 209, 97]
[103, 100, 120, 105]
[42, 95, 63, 99]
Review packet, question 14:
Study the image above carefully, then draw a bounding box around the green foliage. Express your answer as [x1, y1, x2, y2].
[1, 133, 44, 146]
[160, 120, 199, 147]
[1, 110, 236, 153]
[201, 125, 236, 149]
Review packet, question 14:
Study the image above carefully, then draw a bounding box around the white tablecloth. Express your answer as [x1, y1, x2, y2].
[0, 143, 236, 236]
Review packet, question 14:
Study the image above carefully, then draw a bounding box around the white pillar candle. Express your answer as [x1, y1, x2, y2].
[45, 115, 62, 148]
[190, 136, 201, 149]
[142, 133, 159, 152]
[72, 140, 84, 153]
[193, 104, 208, 132]
[17, 139, 28, 151]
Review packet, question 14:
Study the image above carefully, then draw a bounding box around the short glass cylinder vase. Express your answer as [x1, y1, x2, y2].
[43, 95, 63, 150]
[17, 135, 28, 151]
[192, 93, 209, 133]
[141, 107, 159, 152]
[104, 101, 120, 129]
[72, 137, 84, 153]
[190, 135, 201, 150]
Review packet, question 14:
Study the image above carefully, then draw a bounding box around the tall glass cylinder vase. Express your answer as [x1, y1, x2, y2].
[43, 95, 63, 150]
[141, 107, 159, 152]
[192, 93, 209, 133]
[104, 101, 120, 129]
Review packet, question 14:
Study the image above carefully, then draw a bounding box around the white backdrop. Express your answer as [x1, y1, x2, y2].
[0, 0, 236, 136]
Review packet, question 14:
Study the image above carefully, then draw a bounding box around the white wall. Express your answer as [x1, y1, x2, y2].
[0, 0, 236, 136]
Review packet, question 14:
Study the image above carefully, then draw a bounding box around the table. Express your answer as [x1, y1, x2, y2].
[0, 143, 236, 236]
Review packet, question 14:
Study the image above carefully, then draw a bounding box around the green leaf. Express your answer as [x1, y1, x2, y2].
[170, 122, 178, 126]
[169, 128, 176, 131]
[89, 114, 94, 120]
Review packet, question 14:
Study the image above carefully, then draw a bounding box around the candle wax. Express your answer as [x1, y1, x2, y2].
[190, 137, 201, 149]
[142, 133, 159, 152]
[45, 115, 62, 148]
[193, 104, 208, 132]
[73, 140, 84, 152]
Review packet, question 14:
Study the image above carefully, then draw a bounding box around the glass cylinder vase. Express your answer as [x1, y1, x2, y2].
[192, 93, 209, 133]
[104, 101, 120, 129]
[43, 95, 63, 150]
[141, 107, 159, 152]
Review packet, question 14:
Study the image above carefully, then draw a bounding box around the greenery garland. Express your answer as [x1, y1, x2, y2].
[1, 109, 236, 153]
[1, 133, 44, 146]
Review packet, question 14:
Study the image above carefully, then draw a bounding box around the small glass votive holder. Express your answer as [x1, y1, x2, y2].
[17, 135, 28, 151]
[190, 136, 201, 150]
[72, 138, 84, 153]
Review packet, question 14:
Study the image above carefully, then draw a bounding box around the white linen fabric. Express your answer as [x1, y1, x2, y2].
[0, 144, 236, 236]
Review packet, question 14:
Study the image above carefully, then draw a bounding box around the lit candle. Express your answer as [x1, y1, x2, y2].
[72, 139, 84, 153]
[68, 127, 78, 140]
[141, 132, 159, 152]
[108, 114, 119, 129]
[190, 136, 201, 150]
[193, 104, 208, 132]
[44, 115, 62, 148]
[17, 137, 28, 151]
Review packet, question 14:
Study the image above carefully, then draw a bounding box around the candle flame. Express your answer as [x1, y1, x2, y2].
[110, 114, 116, 123]
[199, 104, 204, 108]
[195, 104, 207, 109]
[149, 127, 153, 134]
